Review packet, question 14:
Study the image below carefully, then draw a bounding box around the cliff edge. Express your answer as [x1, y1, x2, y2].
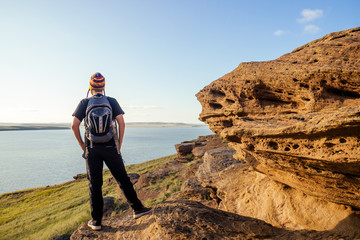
[70, 135, 356, 240]
[70, 28, 360, 240]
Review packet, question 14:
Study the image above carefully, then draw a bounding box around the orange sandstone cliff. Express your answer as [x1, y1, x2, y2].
[196, 27, 360, 234]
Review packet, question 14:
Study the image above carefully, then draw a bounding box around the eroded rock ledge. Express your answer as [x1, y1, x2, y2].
[196, 27, 360, 209]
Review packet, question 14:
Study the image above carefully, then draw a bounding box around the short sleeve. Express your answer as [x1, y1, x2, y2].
[108, 97, 125, 117]
[72, 99, 88, 121]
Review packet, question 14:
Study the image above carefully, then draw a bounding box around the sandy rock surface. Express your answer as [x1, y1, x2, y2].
[71, 200, 352, 240]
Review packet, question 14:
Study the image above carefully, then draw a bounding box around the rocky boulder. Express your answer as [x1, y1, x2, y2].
[196, 147, 243, 185]
[175, 141, 196, 158]
[196, 27, 360, 209]
[175, 134, 229, 161]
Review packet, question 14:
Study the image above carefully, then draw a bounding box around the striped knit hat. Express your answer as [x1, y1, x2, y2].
[89, 72, 105, 90]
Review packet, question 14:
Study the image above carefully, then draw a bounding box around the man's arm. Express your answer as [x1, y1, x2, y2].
[115, 114, 125, 151]
[72, 117, 85, 151]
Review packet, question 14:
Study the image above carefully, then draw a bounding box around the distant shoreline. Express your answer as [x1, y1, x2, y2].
[0, 126, 70, 131]
[0, 123, 207, 131]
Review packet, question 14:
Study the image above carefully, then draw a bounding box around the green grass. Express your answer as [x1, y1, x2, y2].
[145, 173, 183, 206]
[126, 154, 177, 175]
[0, 180, 90, 240]
[0, 154, 177, 240]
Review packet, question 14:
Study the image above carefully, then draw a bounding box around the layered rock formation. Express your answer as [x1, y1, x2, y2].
[196, 27, 360, 232]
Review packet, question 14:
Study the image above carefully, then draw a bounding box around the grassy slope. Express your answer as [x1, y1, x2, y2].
[0, 154, 177, 240]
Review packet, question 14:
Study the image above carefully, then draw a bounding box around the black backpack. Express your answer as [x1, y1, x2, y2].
[85, 95, 114, 144]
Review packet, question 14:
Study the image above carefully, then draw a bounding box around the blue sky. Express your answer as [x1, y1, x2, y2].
[0, 0, 359, 123]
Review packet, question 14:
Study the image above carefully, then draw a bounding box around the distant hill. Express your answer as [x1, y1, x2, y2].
[0, 122, 206, 131]
[0, 123, 71, 131]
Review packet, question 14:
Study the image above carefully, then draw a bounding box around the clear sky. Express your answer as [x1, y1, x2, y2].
[0, 0, 359, 123]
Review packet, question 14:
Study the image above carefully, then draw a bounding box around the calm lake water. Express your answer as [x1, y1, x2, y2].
[0, 127, 213, 194]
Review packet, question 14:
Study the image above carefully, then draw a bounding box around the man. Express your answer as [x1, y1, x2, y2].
[72, 72, 152, 231]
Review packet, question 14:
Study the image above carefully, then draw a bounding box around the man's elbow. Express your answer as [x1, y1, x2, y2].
[72, 118, 81, 131]
[116, 115, 125, 126]
[71, 123, 77, 131]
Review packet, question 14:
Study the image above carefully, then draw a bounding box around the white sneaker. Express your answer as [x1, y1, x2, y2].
[87, 220, 101, 231]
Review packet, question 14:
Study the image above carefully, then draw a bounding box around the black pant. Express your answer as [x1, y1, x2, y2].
[85, 144, 143, 224]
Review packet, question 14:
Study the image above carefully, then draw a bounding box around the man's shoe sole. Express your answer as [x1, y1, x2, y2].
[133, 209, 152, 219]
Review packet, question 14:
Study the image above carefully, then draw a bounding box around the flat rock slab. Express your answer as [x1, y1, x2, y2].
[71, 200, 352, 240]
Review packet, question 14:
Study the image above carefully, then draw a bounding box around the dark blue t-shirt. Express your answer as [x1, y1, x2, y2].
[72, 94, 125, 121]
